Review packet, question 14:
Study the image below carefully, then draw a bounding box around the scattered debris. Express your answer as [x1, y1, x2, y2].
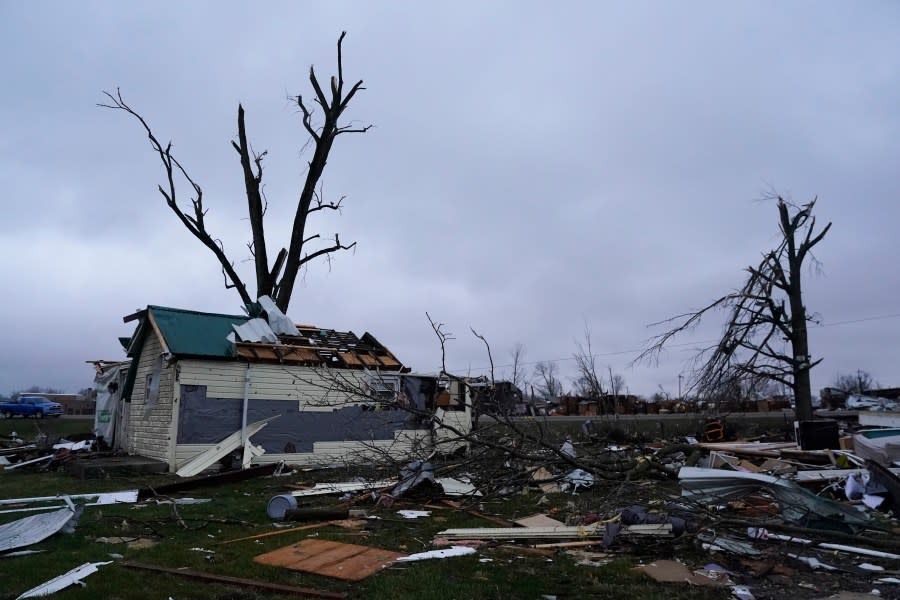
[678, 467, 871, 528]
[817, 543, 900, 560]
[288, 479, 396, 498]
[218, 522, 334, 546]
[16, 561, 112, 599]
[435, 477, 482, 497]
[120, 561, 346, 599]
[560, 469, 594, 493]
[137, 463, 279, 500]
[514, 514, 565, 528]
[633, 559, 728, 587]
[396, 546, 476, 562]
[397, 510, 431, 519]
[437, 524, 672, 541]
[175, 416, 278, 477]
[0, 503, 80, 552]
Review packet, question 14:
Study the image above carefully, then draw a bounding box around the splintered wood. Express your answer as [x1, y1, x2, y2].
[254, 539, 403, 581]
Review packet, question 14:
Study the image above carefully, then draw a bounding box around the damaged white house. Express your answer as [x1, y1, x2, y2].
[97, 300, 471, 472]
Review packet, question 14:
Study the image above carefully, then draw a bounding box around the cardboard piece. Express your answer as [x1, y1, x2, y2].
[633, 559, 727, 587]
[530, 467, 561, 494]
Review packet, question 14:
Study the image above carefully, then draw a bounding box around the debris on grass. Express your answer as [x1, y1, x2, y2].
[0, 503, 81, 552]
[254, 539, 404, 581]
[396, 546, 476, 562]
[16, 561, 112, 599]
[120, 561, 347, 599]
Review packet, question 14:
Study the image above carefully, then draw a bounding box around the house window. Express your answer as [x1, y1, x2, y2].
[366, 373, 400, 403]
[146, 354, 163, 407]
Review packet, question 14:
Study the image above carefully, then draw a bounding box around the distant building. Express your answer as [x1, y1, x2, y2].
[15, 393, 95, 416]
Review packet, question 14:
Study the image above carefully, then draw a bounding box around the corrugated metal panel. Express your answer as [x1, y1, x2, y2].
[232, 318, 279, 344]
[149, 306, 249, 358]
[0, 507, 77, 553]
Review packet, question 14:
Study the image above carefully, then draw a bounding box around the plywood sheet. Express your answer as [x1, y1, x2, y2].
[254, 539, 403, 581]
[514, 514, 565, 528]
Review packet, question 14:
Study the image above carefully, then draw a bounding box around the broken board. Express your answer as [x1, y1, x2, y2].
[514, 514, 565, 528]
[254, 539, 403, 581]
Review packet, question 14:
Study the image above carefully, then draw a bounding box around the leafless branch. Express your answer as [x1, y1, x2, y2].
[99, 89, 252, 305]
[636, 195, 831, 419]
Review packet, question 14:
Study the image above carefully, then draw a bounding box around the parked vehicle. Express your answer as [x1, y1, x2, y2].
[0, 396, 64, 419]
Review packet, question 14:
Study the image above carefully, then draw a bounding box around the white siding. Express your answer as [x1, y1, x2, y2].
[175, 444, 213, 466]
[178, 360, 366, 409]
[127, 331, 175, 463]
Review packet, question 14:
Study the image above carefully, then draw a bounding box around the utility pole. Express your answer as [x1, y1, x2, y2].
[678, 374, 683, 401]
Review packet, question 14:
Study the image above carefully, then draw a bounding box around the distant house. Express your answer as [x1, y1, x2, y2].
[110, 304, 471, 472]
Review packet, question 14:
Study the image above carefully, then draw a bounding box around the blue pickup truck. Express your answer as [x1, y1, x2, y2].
[0, 396, 64, 419]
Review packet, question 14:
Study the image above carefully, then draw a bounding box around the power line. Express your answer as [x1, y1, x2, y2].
[448, 311, 900, 374]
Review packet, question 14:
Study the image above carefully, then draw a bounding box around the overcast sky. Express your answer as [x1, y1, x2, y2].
[1, 1, 898, 397]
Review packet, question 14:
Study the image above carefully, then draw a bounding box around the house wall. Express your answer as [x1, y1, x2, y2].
[172, 360, 431, 469]
[127, 331, 175, 462]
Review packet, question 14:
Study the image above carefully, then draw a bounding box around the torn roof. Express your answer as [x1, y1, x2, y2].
[122, 305, 404, 370]
[235, 326, 404, 370]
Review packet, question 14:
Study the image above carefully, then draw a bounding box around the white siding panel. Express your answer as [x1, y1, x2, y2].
[127, 331, 175, 463]
[175, 444, 214, 467]
[178, 360, 368, 410]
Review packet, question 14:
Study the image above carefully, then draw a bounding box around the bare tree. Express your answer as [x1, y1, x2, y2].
[533, 361, 563, 402]
[608, 368, 626, 397]
[638, 196, 831, 422]
[573, 324, 605, 398]
[100, 32, 369, 311]
[508, 343, 528, 392]
[832, 370, 878, 394]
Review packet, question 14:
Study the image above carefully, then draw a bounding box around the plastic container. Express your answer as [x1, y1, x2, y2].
[266, 494, 298, 520]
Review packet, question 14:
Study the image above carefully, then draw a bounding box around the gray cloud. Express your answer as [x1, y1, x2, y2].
[1, 1, 898, 397]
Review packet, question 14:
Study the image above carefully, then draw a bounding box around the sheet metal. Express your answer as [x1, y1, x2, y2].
[232, 318, 280, 344]
[678, 466, 870, 526]
[0, 506, 78, 553]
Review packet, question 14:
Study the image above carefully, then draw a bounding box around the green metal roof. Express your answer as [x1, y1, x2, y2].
[148, 306, 250, 358]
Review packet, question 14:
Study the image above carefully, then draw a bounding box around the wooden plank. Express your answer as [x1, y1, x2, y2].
[254, 539, 403, 581]
[534, 540, 603, 549]
[437, 524, 671, 540]
[119, 561, 346, 599]
[218, 522, 334, 545]
[441, 500, 514, 526]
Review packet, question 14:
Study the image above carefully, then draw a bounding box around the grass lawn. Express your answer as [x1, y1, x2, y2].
[0, 454, 730, 600]
[0, 416, 94, 441]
